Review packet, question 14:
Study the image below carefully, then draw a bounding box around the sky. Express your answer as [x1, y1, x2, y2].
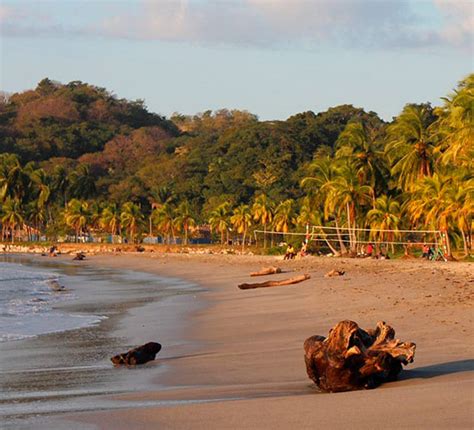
[0, 0, 473, 121]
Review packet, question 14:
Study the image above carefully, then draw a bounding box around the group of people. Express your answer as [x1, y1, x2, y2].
[360, 243, 390, 259]
[284, 242, 308, 260]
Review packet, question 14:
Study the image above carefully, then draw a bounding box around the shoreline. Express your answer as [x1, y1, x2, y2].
[40, 252, 474, 429]
[0, 254, 203, 428]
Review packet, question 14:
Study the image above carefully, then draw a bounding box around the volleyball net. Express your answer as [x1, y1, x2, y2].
[254, 225, 447, 256]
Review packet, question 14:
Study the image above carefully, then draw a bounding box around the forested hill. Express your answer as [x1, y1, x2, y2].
[0, 78, 179, 162]
[0, 78, 384, 207]
[0, 75, 472, 254]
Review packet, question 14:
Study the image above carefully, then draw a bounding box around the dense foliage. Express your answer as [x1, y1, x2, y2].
[0, 76, 472, 256]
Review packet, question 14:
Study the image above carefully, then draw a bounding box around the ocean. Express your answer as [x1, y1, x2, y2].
[0, 260, 104, 343]
[0, 254, 201, 428]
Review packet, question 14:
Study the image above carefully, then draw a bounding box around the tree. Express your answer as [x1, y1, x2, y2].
[100, 204, 121, 237]
[252, 194, 274, 248]
[64, 199, 89, 242]
[208, 202, 231, 244]
[1, 198, 24, 242]
[335, 121, 387, 197]
[322, 164, 373, 253]
[273, 199, 295, 234]
[151, 203, 175, 244]
[174, 200, 196, 245]
[434, 74, 474, 167]
[120, 202, 144, 243]
[386, 104, 436, 191]
[230, 204, 252, 252]
[69, 165, 96, 199]
[367, 195, 401, 253]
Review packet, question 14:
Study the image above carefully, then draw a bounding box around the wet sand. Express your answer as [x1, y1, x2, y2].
[38, 253, 474, 430]
[0, 255, 201, 428]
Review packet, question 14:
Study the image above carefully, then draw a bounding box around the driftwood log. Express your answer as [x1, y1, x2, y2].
[325, 269, 345, 278]
[304, 320, 415, 392]
[238, 274, 310, 290]
[111, 342, 162, 366]
[250, 266, 282, 277]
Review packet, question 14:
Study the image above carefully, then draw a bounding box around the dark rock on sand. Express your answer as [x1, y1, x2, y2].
[111, 342, 162, 366]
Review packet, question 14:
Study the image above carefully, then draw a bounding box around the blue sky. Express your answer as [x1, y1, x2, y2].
[1, 0, 472, 121]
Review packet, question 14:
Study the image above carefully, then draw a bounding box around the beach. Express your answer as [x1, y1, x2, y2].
[17, 252, 469, 429]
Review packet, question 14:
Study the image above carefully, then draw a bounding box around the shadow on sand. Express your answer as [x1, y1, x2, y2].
[400, 359, 474, 380]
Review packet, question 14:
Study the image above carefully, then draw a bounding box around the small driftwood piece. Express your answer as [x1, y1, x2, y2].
[304, 320, 415, 392]
[250, 266, 282, 277]
[325, 269, 345, 278]
[238, 274, 310, 290]
[111, 342, 162, 366]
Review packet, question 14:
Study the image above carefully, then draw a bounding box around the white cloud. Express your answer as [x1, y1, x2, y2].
[1, 0, 472, 51]
[434, 0, 474, 49]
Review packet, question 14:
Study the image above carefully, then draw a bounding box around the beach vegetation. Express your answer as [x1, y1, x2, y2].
[0, 75, 472, 257]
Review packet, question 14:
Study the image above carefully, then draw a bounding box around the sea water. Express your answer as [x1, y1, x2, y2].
[0, 260, 104, 343]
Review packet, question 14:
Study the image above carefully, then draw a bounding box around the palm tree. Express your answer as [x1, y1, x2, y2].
[208, 202, 231, 244]
[0, 154, 29, 203]
[174, 201, 196, 245]
[100, 204, 122, 238]
[367, 195, 401, 253]
[386, 104, 436, 191]
[230, 204, 252, 251]
[273, 199, 295, 234]
[336, 121, 387, 195]
[1, 198, 24, 242]
[29, 168, 51, 210]
[64, 199, 90, 242]
[322, 164, 373, 253]
[69, 165, 96, 199]
[51, 165, 70, 208]
[120, 202, 144, 243]
[251, 194, 274, 248]
[151, 203, 175, 244]
[403, 172, 471, 257]
[434, 74, 474, 167]
[24, 201, 46, 241]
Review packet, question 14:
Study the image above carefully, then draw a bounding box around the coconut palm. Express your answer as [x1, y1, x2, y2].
[151, 203, 175, 244]
[403, 173, 471, 257]
[367, 195, 401, 253]
[1, 198, 24, 242]
[69, 165, 96, 199]
[434, 74, 474, 167]
[230, 204, 252, 251]
[336, 121, 387, 194]
[100, 204, 122, 237]
[51, 165, 70, 208]
[0, 155, 29, 203]
[208, 202, 231, 244]
[251, 194, 274, 248]
[273, 199, 295, 234]
[64, 199, 90, 242]
[120, 202, 144, 243]
[29, 168, 51, 210]
[174, 201, 196, 245]
[24, 201, 46, 241]
[386, 104, 436, 191]
[322, 164, 373, 253]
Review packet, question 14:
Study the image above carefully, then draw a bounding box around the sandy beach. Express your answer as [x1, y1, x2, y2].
[21, 252, 470, 430]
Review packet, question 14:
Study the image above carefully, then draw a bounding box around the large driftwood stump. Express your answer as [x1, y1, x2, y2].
[111, 342, 162, 366]
[250, 266, 282, 277]
[238, 274, 310, 290]
[304, 320, 415, 392]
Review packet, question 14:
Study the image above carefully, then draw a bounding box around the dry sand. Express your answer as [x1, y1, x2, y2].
[50, 253, 473, 429]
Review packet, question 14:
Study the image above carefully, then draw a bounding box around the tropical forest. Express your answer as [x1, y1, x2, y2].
[0, 75, 472, 257]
